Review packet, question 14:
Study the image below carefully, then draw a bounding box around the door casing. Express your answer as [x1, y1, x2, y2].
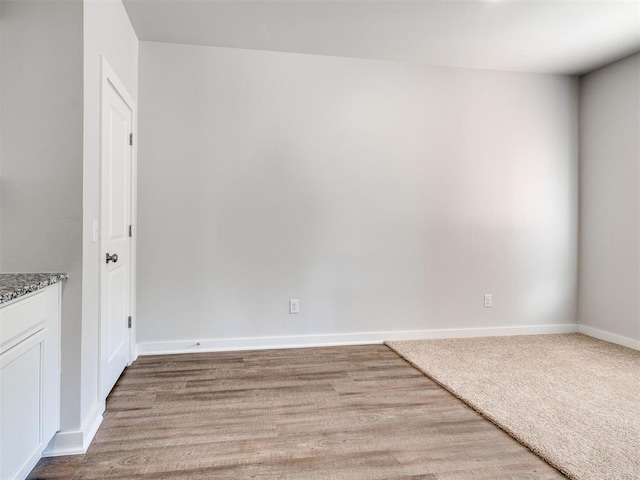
[99, 56, 137, 401]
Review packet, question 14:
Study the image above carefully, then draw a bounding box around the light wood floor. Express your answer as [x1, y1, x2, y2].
[29, 345, 565, 479]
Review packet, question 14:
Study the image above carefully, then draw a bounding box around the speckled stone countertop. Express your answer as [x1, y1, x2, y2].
[0, 273, 68, 304]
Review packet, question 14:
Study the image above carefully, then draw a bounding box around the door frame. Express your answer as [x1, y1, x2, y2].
[98, 56, 137, 400]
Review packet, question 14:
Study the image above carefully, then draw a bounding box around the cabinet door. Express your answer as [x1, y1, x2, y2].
[0, 329, 46, 480]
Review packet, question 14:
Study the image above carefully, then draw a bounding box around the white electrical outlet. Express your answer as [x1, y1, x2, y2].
[289, 299, 300, 314]
[484, 294, 493, 308]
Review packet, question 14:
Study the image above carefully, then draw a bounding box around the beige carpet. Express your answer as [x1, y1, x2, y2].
[386, 334, 640, 480]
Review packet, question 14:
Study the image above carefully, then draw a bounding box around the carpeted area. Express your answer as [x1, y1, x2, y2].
[386, 333, 640, 480]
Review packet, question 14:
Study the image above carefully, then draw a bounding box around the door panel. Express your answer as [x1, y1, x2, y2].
[106, 266, 127, 362]
[101, 76, 133, 397]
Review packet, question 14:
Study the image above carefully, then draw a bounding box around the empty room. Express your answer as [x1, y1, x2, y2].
[0, 0, 639, 479]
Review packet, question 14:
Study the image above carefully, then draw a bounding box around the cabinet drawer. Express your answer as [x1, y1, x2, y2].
[0, 291, 47, 350]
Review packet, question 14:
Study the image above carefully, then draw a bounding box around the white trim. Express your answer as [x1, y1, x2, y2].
[42, 402, 104, 457]
[137, 324, 579, 356]
[101, 56, 135, 112]
[99, 55, 137, 398]
[10, 450, 42, 480]
[578, 325, 640, 351]
[128, 68, 138, 367]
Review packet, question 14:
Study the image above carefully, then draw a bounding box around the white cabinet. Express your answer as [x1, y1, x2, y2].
[0, 284, 61, 480]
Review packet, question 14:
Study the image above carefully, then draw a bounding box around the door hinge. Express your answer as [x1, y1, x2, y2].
[128, 316, 132, 328]
[129, 133, 133, 146]
[128, 224, 133, 237]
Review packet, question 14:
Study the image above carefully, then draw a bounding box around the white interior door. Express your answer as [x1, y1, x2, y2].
[100, 65, 134, 398]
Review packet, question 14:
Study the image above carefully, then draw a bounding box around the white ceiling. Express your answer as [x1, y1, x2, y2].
[122, 0, 640, 75]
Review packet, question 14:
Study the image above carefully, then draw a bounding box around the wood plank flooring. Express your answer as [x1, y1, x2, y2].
[29, 345, 565, 479]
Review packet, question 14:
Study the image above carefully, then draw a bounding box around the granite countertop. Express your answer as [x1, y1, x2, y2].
[0, 273, 69, 304]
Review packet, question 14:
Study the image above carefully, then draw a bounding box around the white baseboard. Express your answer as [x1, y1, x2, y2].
[11, 444, 44, 480]
[137, 324, 579, 356]
[129, 343, 139, 364]
[578, 325, 640, 351]
[43, 401, 104, 457]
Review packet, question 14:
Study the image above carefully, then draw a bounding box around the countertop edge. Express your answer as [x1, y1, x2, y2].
[0, 273, 69, 305]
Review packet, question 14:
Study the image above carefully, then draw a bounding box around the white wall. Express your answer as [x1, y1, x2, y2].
[137, 42, 579, 351]
[81, 0, 138, 440]
[0, 0, 138, 451]
[579, 53, 640, 346]
[0, 0, 84, 429]
[0, 7, 3, 265]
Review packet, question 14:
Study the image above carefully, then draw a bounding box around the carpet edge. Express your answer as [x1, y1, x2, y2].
[383, 341, 577, 480]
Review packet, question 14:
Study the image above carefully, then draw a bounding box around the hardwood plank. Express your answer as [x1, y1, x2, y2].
[28, 345, 565, 479]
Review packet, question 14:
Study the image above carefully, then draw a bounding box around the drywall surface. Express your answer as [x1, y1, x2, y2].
[0, 0, 84, 429]
[83, 0, 138, 425]
[579, 53, 640, 343]
[138, 42, 579, 348]
[0, 0, 138, 442]
[0, 9, 2, 268]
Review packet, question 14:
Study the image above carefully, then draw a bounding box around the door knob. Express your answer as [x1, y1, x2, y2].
[106, 253, 118, 264]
